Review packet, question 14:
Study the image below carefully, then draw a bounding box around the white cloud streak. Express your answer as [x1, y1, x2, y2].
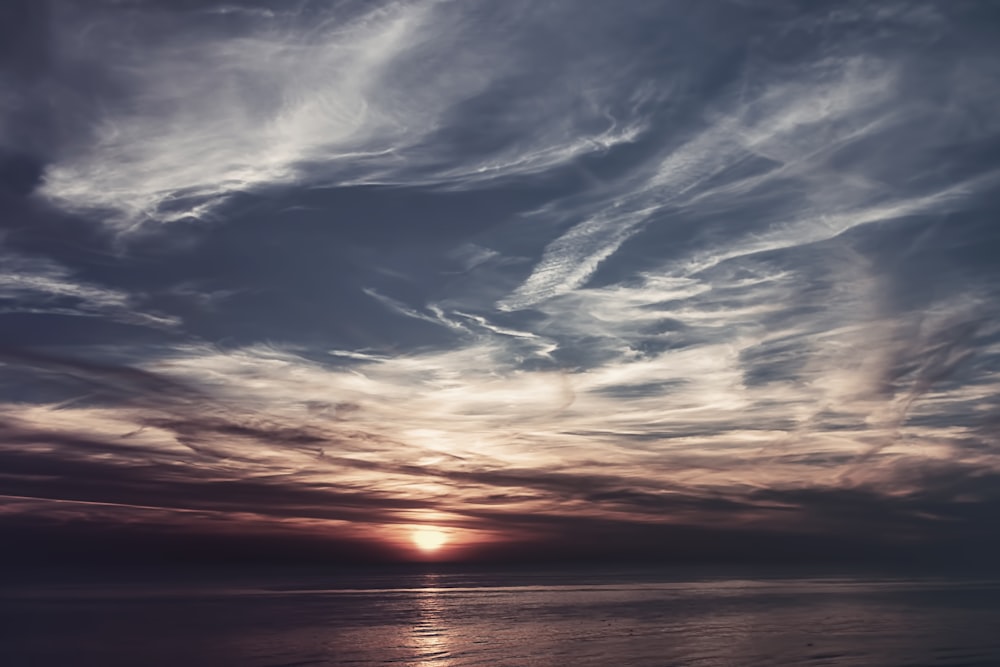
[36, 1, 650, 230]
[0, 248, 177, 328]
[499, 55, 922, 310]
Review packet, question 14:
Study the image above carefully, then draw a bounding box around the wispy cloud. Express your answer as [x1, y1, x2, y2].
[498, 41, 999, 311]
[0, 248, 178, 328]
[2, 1, 999, 562]
[34, 1, 651, 230]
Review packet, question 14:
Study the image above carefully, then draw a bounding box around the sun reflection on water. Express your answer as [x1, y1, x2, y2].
[411, 574, 454, 667]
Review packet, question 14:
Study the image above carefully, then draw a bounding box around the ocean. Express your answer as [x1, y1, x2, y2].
[3, 567, 1000, 666]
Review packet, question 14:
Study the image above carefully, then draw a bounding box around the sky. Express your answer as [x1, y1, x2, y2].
[1, 0, 1000, 567]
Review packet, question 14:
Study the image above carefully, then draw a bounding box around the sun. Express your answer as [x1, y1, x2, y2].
[411, 526, 449, 553]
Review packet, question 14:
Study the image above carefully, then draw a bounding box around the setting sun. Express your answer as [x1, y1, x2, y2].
[411, 527, 449, 553]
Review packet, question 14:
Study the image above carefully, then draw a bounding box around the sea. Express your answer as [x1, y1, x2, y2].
[3, 565, 1000, 666]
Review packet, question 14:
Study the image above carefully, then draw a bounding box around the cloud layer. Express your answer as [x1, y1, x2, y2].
[28, 1, 652, 230]
[2, 0, 1000, 563]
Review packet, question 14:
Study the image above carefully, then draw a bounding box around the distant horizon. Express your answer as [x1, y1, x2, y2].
[6, 509, 1000, 571]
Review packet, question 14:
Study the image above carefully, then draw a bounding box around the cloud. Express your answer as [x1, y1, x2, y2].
[0, 248, 178, 328]
[497, 35, 1000, 312]
[2, 1, 1000, 565]
[4, 270, 998, 554]
[32, 1, 652, 231]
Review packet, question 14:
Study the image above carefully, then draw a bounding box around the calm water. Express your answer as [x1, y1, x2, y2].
[3, 567, 1000, 666]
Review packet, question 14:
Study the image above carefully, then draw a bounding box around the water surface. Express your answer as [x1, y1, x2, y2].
[4, 568, 1000, 666]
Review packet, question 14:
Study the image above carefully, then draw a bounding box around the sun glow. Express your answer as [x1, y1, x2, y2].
[411, 527, 449, 553]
